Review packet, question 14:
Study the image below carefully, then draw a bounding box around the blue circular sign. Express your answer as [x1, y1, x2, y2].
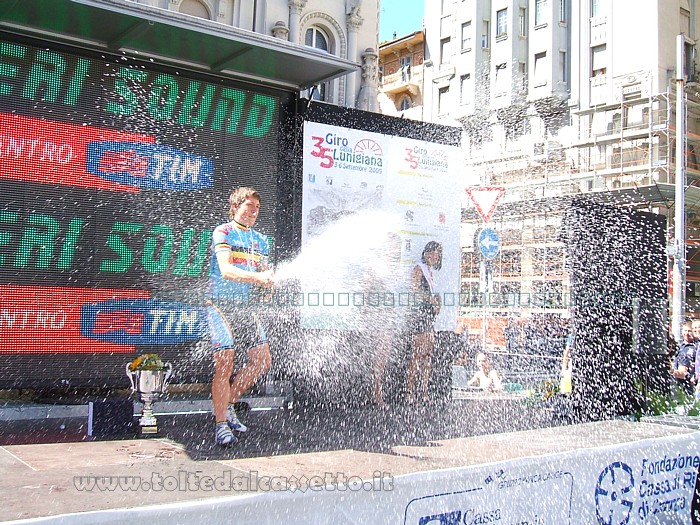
[478, 227, 500, 260]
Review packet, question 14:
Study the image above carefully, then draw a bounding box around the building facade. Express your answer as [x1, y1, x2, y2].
[127, 0, 381, 109]
[415, 0, 700, 346]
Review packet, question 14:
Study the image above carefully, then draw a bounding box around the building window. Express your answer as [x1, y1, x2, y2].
[178, 0, 210, 19]
[535, 0, 547, 25]
[591, 0, 600, 17]
[305, 27, 329, 51]
[460, 73, 471, 104]
[441, 0, 450, 15]
[496, 9, 508, 37]
[534, 51, 547, 86]
[591, 44, 606, 77]
[399, 95, 412, 111]
[482, 20, 489, 48]
[682, 8, 691, 34]
[519, 7, 527, 36]
[378, 65, 384, 84]
[559, 0, 566, 22]
[400, 55, 412, 82]
[532, 280, 563, 308]
[685, 41, 695, 81]
[518, 61, 527, 90]
[440, 37, 452, 64]
[305, 27, 331, 101]
[438, 86, 450, 115]
[462, 21, 472, 50]
[560, 51, 567, 82]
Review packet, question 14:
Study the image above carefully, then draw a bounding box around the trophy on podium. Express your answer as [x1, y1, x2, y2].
[126, 354, 172, 435]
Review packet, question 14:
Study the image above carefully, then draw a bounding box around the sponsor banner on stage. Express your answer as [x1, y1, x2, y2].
[40, 429, 700, 524]
[396, 433, 700, 525]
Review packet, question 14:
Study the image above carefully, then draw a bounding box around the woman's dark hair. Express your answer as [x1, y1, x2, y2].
[421, 240, 443, 270]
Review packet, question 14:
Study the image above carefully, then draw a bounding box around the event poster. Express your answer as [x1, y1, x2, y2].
[301, 121, 461, 331]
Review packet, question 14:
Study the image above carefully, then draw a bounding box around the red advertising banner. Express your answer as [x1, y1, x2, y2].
[0, 284, 150, 353]
[0, 113, 155, 192]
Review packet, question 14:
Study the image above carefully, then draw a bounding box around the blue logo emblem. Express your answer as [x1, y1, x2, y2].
[478, 227, 500, 260]
[87, 142, 213, 191]
[81, 299, 206, 345]
[417, 511, 462, 525]
[595, 462, 635, 525]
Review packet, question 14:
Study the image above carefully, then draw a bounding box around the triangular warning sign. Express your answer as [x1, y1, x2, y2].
[465, 186, 505, 223]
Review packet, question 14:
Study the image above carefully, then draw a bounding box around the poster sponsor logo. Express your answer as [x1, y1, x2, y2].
[403, 146, 449, 173]
[594, 462, 635, 524]
[632, 454, 700, 522]
[404, 468, 570, 524]
[87, 142, 213, 191]
[309, 133, 384, 172]
[81, 299, 205, 345]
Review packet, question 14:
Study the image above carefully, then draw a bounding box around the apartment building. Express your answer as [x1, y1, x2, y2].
[415, 0, 700, 343]
[127, 0, 380, 109]
[377, 31, 425, 119]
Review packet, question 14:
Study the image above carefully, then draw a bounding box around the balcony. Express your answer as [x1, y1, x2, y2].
[381, 67, 422, 96]
[590, 74, 608, 105]
[590, 16, 607, 44]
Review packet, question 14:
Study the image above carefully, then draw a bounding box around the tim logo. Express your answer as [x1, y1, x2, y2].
[86, 142, 213, 191]
[81, 299, 205, 345]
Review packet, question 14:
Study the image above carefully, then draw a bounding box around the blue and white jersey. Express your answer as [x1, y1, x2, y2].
[209, 221, 270, 303]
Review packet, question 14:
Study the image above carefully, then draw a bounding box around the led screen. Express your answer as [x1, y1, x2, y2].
[0, 36, 284, 387]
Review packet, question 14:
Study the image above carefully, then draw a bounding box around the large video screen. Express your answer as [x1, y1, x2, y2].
[0, 36, 283, 387]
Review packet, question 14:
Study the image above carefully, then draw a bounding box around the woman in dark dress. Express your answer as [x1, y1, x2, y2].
[405, 241, 442, 404]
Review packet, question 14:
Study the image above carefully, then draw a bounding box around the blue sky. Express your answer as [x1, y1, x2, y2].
[379, 0, 424, 43]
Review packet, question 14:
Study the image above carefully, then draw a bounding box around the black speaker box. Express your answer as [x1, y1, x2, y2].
[87, 399, 136, 438]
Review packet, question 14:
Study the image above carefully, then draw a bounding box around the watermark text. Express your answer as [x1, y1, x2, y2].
[73, 470, 394, 494]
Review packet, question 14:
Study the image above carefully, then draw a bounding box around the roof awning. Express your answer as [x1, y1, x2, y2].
[0, 0, 360, 91]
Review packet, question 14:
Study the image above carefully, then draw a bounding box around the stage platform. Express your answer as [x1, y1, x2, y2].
[1, 398, 699, 524]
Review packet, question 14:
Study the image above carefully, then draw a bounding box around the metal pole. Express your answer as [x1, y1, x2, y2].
[480, 258, 487, 351]
[672, 33, 687, 341]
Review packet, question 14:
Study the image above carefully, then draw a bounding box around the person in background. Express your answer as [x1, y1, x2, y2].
[467, 352, 503, 392]
[690, 319, 700, 385]
[405, 241, 442, 404]
[674, 322, 696, 396]
[208, 187, 275, 447]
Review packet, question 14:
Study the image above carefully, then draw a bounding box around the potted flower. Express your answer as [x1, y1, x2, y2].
[128, 353, 167, 372]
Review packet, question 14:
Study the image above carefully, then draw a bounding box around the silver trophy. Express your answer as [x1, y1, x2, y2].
[126, 361, 172, 435]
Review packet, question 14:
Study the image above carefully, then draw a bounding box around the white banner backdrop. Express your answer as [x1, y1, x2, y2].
[297, 121, 462, 331]
[14, 431, 700, 525]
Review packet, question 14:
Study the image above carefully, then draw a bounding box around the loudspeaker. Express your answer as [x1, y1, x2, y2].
[87, 399, 136, 438]
[561, 200, 668, 420]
